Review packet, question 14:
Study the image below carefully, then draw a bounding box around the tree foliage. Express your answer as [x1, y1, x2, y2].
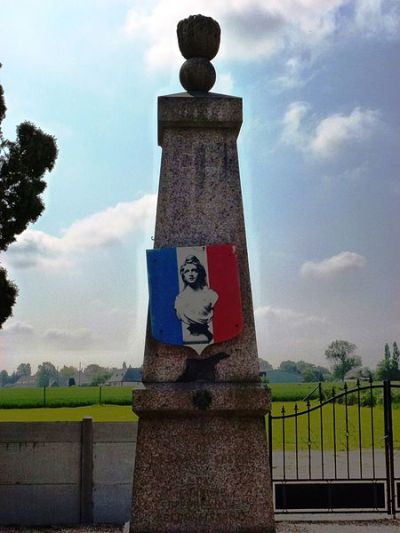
[59, 365, 78, 379]
[325, 340, 361, 381]
[90, 370, 112, 386]
[376, 341, 400, 380]
[0, 369, 8, 387]
[279, 359, 331, 382]
[16, 363, 31, 377]
[0, 67, 57, 328]
[258, 357, 273, 371]
[279, 360, 300, 374]
[36, 361, 58, 387]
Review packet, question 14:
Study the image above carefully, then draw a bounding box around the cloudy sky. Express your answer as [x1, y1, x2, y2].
[0, 0, 399, 373]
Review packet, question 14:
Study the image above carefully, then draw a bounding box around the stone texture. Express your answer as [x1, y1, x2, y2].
[177, 15, 220, 60]
[130, 83, 275, 531]
[131, 414, 274, 532]
[179, 58, 216, 93]
[145, 93, 259, 384]
[133, 383, 270, 417]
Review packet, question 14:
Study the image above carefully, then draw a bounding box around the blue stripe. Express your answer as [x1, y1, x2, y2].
[146, 248, 183, 345]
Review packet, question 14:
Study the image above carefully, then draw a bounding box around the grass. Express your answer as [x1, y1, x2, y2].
[0, 386, 133, 408]
[1, 399, 399, 451]
[0, 382, 339, 409]
[270, 400, 400, 451]
[0, 405, 137, 422]
[1, 383, 399, 451]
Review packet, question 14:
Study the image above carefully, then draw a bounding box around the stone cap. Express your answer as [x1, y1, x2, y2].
[158, 92, 242, 146]
[132, 382, 270, 417]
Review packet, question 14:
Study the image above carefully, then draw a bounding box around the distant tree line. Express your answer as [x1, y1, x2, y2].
[1, 341, 399, 388]
[0, 361, 135, 388]
[259, 339, 400, 382]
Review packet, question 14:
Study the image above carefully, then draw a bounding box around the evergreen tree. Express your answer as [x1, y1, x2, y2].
[0, 66, 57, 328]
[376, 341, 400, 380]
[384, 343, 391, 360]
[392, 342, 399, 371]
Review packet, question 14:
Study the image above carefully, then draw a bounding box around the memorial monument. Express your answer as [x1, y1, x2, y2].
[130, 14, 275, 533]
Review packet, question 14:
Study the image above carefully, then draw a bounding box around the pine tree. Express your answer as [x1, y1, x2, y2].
[376, 341, 400, 380]
[384, 343, 391, 360]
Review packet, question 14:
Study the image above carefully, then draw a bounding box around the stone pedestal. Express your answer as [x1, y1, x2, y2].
[130, 91, 275, 532]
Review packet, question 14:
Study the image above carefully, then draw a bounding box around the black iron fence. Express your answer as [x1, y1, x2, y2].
[268, 379, 399, 516]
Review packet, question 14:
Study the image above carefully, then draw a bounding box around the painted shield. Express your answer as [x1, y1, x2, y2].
[146, 244, 243, 353]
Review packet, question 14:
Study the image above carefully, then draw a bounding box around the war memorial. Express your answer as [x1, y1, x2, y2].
[129, 14, 275, 533]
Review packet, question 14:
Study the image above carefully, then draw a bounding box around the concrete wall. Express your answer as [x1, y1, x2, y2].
[0, 419, 137, 526]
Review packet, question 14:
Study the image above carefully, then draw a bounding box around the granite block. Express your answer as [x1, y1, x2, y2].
[131, 414, 274, 532]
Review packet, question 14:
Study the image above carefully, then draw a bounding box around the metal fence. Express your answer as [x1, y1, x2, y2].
[268, 379, 399, 516]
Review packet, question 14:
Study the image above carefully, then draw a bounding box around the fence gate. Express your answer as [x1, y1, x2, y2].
[268, 380, 399, 516]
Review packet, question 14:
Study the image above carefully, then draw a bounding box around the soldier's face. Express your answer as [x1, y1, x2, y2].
[183, 265, 198, 285]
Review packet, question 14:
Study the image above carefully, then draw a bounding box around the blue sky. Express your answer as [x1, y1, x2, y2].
[0, 0, 399, 373]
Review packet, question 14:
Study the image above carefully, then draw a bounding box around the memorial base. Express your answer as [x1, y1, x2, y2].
[130, 384, 275, 533]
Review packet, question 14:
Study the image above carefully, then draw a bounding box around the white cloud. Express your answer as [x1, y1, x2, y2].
[255, 305, 330, 329]
[282, 104, 383, 160]
[44, 328, 96, 351]
[309, 108, 382, 159]
[2, 321, 34, 337]
[281, 101, 310, 146]
[254, 305, 333, 366]
[122, 1, 399, 72]
[301, 251, 366, 279]
[354, 0, 400, 39]
[4, 194, 157, 270]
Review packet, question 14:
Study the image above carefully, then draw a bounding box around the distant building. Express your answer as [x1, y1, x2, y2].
[264, 370, 304, 384]
[105, 367, 143, 387]
[344, 366, 370, 380]
[12, 375, 37, 388]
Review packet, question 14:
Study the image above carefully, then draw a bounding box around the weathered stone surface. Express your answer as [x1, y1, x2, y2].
[133, 383, 270, 417]
[130, 24, 275, 531]
[177, 15, 220, 60]
[144, 93, 260, 384]
[179, 57, 216, 93]
[131, 414, 274, 532]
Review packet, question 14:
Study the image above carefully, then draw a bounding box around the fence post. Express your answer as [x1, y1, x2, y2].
[383, 380, 395, 517]
[43, 386, 47, 406]
[268, 413, 273, 486]
[80, 416, 94, 524]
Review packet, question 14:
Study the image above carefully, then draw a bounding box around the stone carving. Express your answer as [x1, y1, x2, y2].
[177, 14, 220, 93]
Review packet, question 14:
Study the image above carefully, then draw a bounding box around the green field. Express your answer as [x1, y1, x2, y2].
[0, 382, 340, 409]
[271, 401, 400, 451]
[1, 402, 397, 450]
[1, 383, 399, 451]
[0, 385, 133, 408]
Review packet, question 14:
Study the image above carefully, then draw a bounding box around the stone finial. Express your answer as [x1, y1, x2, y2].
[177, 14, 220, 93]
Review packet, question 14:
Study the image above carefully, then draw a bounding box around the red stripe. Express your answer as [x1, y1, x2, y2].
[207, 244, 243, 343]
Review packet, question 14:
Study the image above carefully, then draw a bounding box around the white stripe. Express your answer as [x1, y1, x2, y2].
[175, 245, 214, 351]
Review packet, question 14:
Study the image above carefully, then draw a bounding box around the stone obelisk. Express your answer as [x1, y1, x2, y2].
[130, 15, 275, 533]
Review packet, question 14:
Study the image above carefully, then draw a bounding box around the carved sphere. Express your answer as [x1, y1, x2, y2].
[179, 58, 216, 93]
[177, 14, 220, 60]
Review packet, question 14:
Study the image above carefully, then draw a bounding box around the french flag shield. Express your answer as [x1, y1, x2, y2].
[146, 244, 243, 353]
